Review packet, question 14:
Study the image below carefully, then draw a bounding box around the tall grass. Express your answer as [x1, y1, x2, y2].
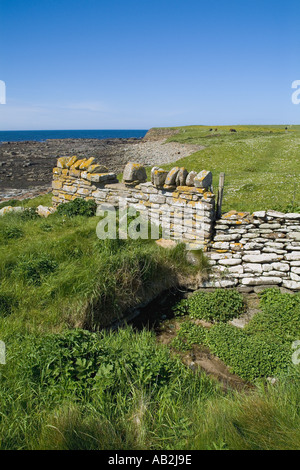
[1, 325, 299, 449]
[0, 210, 195, 336]
[148, 125, 300, 213]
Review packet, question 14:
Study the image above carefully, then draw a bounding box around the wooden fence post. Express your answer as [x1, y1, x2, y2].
[217, 172, 225, 219]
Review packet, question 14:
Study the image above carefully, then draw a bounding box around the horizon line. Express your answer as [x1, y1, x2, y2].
[0, 124, 299, 132]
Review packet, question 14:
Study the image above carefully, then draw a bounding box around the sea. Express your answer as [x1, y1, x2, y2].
[0, 129, 148, 143]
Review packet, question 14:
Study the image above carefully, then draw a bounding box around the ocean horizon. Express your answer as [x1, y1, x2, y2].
[0, 129, 148, 143]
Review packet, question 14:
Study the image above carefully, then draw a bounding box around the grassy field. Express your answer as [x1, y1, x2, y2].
[149, 125, 300, 213]
[0, 206, 196, 339]
[0, 202, 299, 450]
[1, 127, 300, 450]
[1, 288, 299, 450]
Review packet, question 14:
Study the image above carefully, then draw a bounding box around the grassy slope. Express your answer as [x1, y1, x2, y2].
[1, 127, 300, 449]
[147, 125, 300, 213]
[0, 210, 196, 338]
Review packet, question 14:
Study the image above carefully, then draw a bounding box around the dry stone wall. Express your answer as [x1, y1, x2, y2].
[51, 156, 300, 292]
[52, 157, 216, 250]
[206, 210, 300, 292]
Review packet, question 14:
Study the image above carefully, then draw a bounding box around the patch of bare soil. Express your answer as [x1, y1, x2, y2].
[229, 293, 261, 328]
[156, 318, 249, 391]
[126, 287, 261, 390]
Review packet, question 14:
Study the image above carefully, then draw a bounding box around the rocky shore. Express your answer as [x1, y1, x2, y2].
[0, 134, 204, 201]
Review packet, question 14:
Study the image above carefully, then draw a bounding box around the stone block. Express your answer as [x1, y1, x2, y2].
[165, 167, 180, 186]
[123, 162, 147, 184]
[194, 170, 213, 189]
[243, 253, 282, 263]
[242, 277, 283, 286]
[175, 168, 188, 186]
[66, 156, 78, 168]
[79, 158, 95, 170]
[52, 180, 63, 190]
[152, 168, 168, 187]
[57, 157, 70, 169]
[186, 171, 198, 187]
[87, 164, 109, 174]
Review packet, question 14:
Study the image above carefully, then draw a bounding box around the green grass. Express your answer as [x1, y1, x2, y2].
[0, 208, 195, 338]
[171, 289, 300, 382]
[145, 125, 300, 213]
[1, 122, 300, 450]
[0, 192, 52, 210]
[6, 125, 300, 214]
[1, 325, 300, 450]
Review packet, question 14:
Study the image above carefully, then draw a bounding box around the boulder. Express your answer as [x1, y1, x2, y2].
[194, 170, 212, 189]
[0, 206, 24, 216]
[151, 167, 168, 187]
[123, 162, 147, 184]
[36, 205, 56, 218]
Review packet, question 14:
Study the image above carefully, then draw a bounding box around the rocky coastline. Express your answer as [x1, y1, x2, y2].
[0, 134, 204, 201]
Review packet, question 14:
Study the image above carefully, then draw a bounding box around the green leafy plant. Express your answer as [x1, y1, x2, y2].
[208, 323, 291, 381]
[19, 208, 39, 220]
[57, 198, 97, 217]
[173, 289, 245, 322]
[172, 298, 189, 317]
[246, 288, 300, 343]
[171, 320, 208, 351]
[1, 226, 24, 240]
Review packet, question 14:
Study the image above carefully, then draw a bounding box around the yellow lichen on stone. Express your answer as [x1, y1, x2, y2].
[71, 159, 86, 169]
[177, 186, 200, 193]
[202, 193, 214, 200]
[70, 169, 81, 178]
[57, 157, 70, 169]
[223, 211, 236, 218]
[87, 164, 108, 174]
[66, 156, 78, 168]
[52, 196, 61, 204]
[79, 157, 95, 170]
[52, 180, 63, 190]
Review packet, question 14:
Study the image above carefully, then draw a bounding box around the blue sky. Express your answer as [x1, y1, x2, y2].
[0, 0, 299, 130]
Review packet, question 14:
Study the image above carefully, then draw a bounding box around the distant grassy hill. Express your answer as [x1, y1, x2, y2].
[147, 125, 300, 213]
